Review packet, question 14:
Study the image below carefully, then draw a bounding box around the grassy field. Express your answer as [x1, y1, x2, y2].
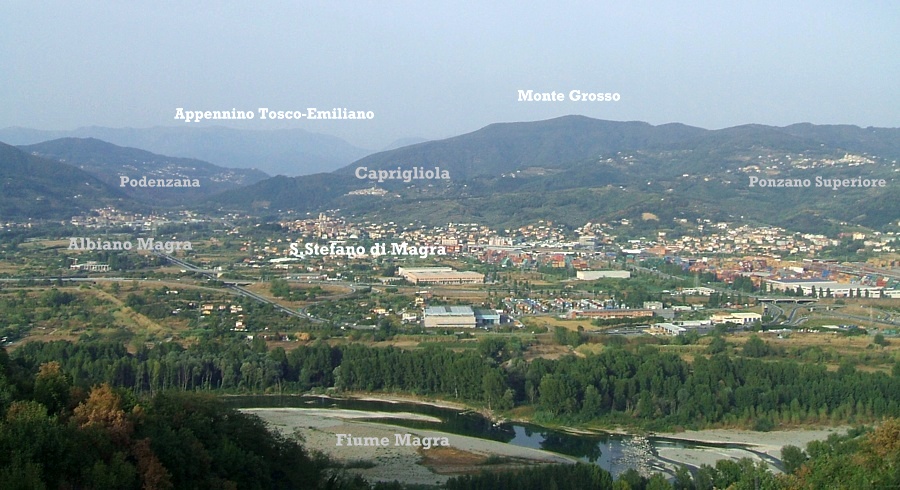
[96, 288, 170, 340]
[243, 281, 352, 309]
[4, 286, 146, 350]
[2, 281, 249, 350]
[0, 263, 22, 274]
[427, 288, 489, 302]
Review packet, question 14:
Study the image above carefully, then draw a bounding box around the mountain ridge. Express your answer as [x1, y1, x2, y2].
[0, 142, 128, 219]
[203, 116, 899, 233]
[19, 137, 269, 204]
[0, 125, 371, 176]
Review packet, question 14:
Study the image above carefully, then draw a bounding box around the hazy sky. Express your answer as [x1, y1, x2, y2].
[2, 1, 898, 149]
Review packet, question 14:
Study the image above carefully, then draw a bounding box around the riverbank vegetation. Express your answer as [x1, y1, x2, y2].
[12, 335, 900, 432]
[0, 356, 339, 488]
[4, 334, 900, 487]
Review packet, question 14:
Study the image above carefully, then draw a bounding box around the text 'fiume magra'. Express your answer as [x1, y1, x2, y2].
[336, 433, 450, 449]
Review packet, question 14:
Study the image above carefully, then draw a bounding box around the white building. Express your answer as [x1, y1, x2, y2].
[576, 270, 631, 280]
[398, 267, 485, 285]
[653, 323, 686, 336]
[69, 261, 111, 272]
[711, 312, 762, 325]
[766, 279, 884, 298]
[424, 306, 476, 328]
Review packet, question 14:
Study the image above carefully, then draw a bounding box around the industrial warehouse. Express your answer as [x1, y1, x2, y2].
[398, 267, 485, 285]
[766, 278, 885, 297]
[423, 306, 501, 328]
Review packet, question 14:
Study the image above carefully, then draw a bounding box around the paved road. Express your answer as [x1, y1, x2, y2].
[4, 254, 359, 326]
[0, 277, 132, 282]
[627, 264, 686, 282]
[785, 305, 803, 325]
[764, 302, 785, 324]
[152, 252, 338, 324]
[814, 310, 900, 328]
[228, 283, 322, 322]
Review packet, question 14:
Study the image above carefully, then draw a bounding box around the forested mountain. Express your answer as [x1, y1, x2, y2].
[19, 138, 269, 204]
[0, 142, 128, 219]
[0, 355, 343, 489]
[337, 117, 709, 179]
[204, 173, 363, 213]
[0, 126, 371, 176]
[206, 116, 899, 233]
[340, 117, 900, 179]
[782, 123, 900, 158]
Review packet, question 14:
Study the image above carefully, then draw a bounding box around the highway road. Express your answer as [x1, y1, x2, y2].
[0, 277, 133, 282]
[763, 302, 785, 324]
[813, 310, 900, 328]
[3, 253, 362, 326]
[228, 283, 321, 322]
[627, 264, 686, 282]
[153, 252, 333, 324]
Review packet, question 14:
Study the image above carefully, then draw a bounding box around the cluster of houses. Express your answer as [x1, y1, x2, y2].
[198, 303, 247, 331]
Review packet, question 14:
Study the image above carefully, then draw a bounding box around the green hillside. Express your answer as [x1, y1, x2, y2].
[0, 142, 127, 219]
[206, 117, 899, 234]
[20, 138, 269, 204]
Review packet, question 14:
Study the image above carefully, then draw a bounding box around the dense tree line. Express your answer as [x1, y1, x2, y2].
[730, 275, 757, 293]
[269, 279, 324, 301]
[526, 348, 900, 428]
[1, 347, 631, 489]
[0, 355, 350, 489]
[12, 337, 900, 431]
[445, 461, 788, 490]
[445, 463, 614, 490]
[6, 339, 900, 488]
[777, 421, 900, 489]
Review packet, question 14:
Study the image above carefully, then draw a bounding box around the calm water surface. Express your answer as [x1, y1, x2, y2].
[225, 394, 776, 477]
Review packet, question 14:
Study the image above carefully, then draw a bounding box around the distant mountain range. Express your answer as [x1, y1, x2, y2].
[0, 142, 126, 219]
[2, 117, 897, 234]
[0, 126, 371, 176]
[19, 138, 269, 204]
[380, 137, 430, 152]
[205, 116, 900, 234]
[338, 117, 709, 179]
[337, 117, 900, 179]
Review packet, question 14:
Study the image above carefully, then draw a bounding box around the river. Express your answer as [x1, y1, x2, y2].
[224, 394, 819, 479]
